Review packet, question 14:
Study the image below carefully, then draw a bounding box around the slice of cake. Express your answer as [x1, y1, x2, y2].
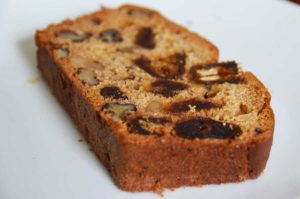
[35, 4, 274, 193]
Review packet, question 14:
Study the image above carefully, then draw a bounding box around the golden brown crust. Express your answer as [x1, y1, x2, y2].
[247, 106, 274, 178]
[35, 4, 274, 193]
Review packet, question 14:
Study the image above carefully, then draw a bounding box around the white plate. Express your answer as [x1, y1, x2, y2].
[1, 0, 300, 198]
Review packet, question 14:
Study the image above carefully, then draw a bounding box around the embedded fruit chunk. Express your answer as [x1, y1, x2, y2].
[134, 56, 156, 77]
[57, 31, 92, 42]
[99, 29, 123, 42]
[255, 128, 263, 135]
[134, 53, 186, 79]
[150, 79, 187, 97]
[55, 48, 69, 59]
[167, 99, 219, 113]
[135, 27, 155, 49]
[152, 53, 186, 79]
[239, 104, 249, 114]
[100, 86, 128, 100]
[128, 116, 170, 136]
[174, 118, 242, 140]
[77, 68, 99, 86]
[103, 103, 136, 122]
[129, 118, 152, 136]
[190, 61, 242, 84]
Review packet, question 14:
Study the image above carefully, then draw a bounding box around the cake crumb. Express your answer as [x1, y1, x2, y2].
[28, 78, 38, 85]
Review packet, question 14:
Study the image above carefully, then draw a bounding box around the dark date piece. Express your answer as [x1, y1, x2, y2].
[167, 99, 219, 113]
[100, 86, 128, 100]
[190, 61, 242, 84]
[134, 53, 186, 79]
[135, 27, 155, 49]
[150, 79, 188, 97]
[129, 116, 170, 136]
[174, 117, 242, 140]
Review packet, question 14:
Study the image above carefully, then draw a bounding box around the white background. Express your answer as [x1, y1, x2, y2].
[0, 0, 300, 198]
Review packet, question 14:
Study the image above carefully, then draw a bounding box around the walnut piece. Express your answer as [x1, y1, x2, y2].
[57, 31, 92, 42]
[77, 68, 99, 86]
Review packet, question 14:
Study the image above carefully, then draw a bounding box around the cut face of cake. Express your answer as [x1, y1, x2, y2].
[35, 4, 274, 193]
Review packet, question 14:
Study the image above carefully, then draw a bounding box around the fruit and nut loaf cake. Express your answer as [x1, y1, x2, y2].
[35, 4, 274, 193]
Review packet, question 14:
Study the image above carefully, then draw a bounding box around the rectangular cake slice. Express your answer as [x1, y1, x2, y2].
[35, 4, 274, 193]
